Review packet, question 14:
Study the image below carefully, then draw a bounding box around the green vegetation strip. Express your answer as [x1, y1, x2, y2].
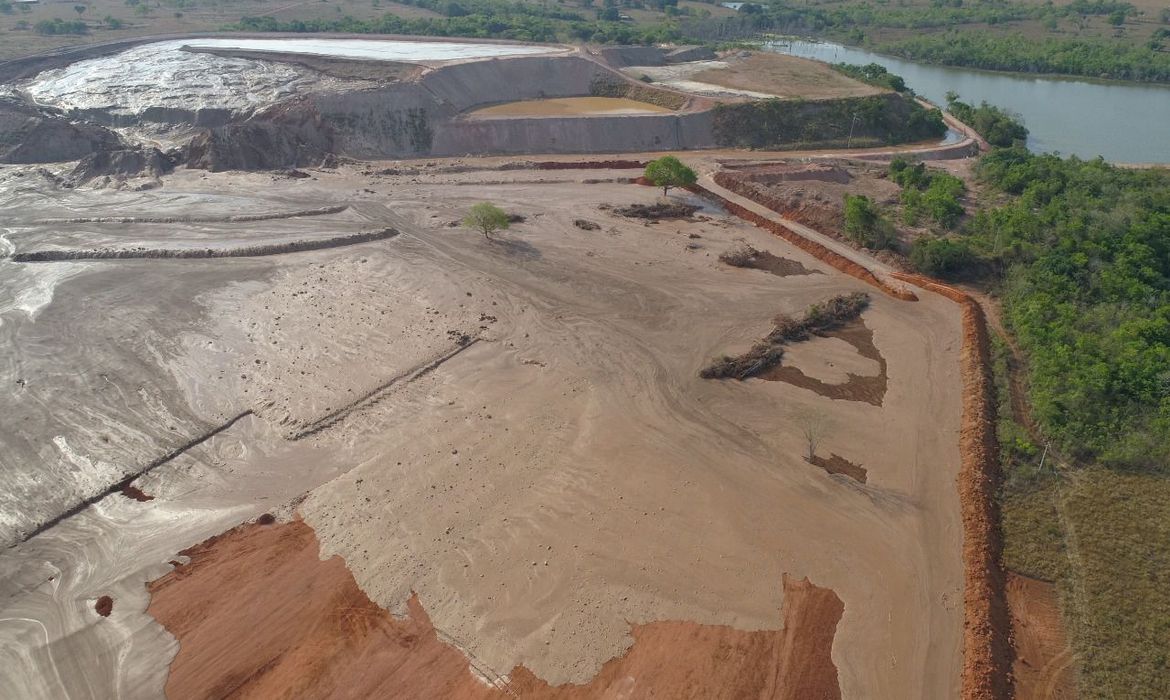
[879, 33, 1170, 85]
[710, 93, 945, 150]
[913, 145, 1170, 697]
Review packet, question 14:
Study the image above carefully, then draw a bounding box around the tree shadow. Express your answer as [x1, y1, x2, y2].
[488, 236, 542, 261]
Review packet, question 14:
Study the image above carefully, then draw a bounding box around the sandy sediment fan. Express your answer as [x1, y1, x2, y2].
[891, 271, 1012, 700]
[31, 204, 350, 225]
[686, 183, 918, 302]
[11, 228, 398, 263]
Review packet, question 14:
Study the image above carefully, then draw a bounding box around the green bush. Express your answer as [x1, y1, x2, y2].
[643, 155, 697, 196]
[891, 158, 965, 228]
[909, 236, 975, 276]
[831, 62, 907, 92]
[843, 194, 896, 249]
[34, 18, 88, 35]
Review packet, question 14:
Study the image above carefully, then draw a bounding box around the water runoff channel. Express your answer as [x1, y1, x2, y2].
[767, 38, 1170, 165]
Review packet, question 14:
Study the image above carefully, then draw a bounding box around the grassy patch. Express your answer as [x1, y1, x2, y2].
[993, 332, 1170, 697]
[1062, 468, 1170, 698]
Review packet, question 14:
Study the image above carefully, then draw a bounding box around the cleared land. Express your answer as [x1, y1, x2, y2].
[0, 157, 966, 698]
[692, 52, 884, 100]
[627, 52, 882, 100]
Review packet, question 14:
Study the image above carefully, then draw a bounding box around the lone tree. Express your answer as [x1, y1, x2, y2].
[463, 202, 510, 239]
[797, 409, 830, 462]
[644, 155, 697, 197]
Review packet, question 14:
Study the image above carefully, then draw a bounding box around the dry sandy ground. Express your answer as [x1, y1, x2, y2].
[147, 517, 844, 698]
[0, 158, 965, 698]
[626, 53, 883, 101]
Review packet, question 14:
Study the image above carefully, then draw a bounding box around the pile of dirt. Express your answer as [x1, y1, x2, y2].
[809, 453, 867, 483]
[147, 518, 845, 699]
[0, 97, 124, 164]
[719, 243, 818, 277]
[573, 219, 600, 230]
[94, 596, 113, 617]
[70, 148, 176, 183]
[612, 202, 700, 219]
[119, 483, 153, 502]
[743, 164, 853, 186]
[185, 98, 335, 172]
[701, 292, 869, 380]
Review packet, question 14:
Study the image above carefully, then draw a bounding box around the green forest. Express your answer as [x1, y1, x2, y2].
[919, 149, 1170, 469]
[880, 33, 1170, 83]
[678, 0, 1170, 81]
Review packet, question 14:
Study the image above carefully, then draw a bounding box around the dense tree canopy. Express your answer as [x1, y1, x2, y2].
[922, 147, 1170, 469]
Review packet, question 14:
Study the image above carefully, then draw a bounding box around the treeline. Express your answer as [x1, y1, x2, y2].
[34, 18, 88, 35]
[913, 148, 1170, 469]
[234, 0, 684, 44]
[831, 62, 906, 92]
[944, 93, 1028, 147]
[684, 0, 1134, 37]
[880, 33, 1170, 83]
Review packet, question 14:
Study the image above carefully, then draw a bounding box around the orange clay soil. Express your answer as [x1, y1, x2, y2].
[892, 271, 1013, 700]
[147, 518, 844, 700]
[688, 184, 918, 302]
[1006, 573, 1078, 700]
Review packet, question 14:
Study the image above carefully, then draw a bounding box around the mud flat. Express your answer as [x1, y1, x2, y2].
[0, 158, 966, 699]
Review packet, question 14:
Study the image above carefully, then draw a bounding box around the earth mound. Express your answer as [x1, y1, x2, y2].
[0, 97, 123, 164]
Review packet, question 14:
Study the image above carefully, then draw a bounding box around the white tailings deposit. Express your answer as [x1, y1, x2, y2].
[22, 38, 563, 121]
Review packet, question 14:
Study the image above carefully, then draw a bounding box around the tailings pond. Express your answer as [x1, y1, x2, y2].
[767, 39, 1170, 164]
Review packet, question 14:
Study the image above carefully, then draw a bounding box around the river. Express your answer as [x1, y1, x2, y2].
[766, 39, 1170, 164]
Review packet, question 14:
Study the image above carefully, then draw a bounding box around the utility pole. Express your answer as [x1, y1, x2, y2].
[1039, 441, 1051, 471]
[847, 113, 859, 148]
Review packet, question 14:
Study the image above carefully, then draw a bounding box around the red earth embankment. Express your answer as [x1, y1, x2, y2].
[146, 518, 844, 699]
[892, 271, 1012, 700]
[689, 183, 917, 301]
